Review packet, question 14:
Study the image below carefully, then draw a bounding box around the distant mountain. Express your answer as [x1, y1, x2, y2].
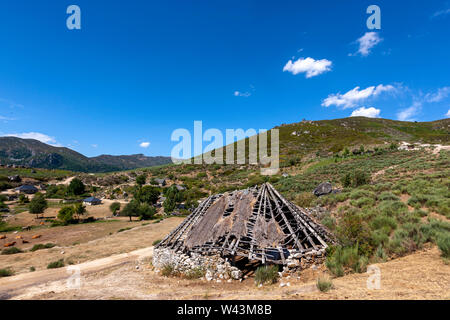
[0, 137, 172, 173]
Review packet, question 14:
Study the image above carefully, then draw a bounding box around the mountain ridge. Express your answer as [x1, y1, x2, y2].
[0, 137, 172, 173]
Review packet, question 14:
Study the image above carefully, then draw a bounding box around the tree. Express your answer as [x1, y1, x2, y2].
[68, 178, 85, 196]
[58, 206, 75, 223]
[121, 200, 139, 222]
[74, 203, 86, 220]
[110, 202, 121, 216]
[163, 185, 184, 214]
[134, 186, 160, 205]
[18, 194, 29, 204]
[136, 175, 146, 186]
[29, 193, 48, 219]
[138, 203, 156, 220]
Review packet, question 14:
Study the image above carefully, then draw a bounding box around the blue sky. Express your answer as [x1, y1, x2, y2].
[0, 0, 449, 157]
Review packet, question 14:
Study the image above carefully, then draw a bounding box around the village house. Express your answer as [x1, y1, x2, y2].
[83, 197, 102, 206]
[16, 185, 39, 194]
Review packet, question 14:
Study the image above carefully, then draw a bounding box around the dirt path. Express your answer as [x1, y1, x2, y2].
[0, 247, 154, 299]
[3, 245, 448, 300]
[0, 217, 183, 275]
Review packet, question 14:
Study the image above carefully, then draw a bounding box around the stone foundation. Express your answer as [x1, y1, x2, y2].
[153, 248, 243, 281]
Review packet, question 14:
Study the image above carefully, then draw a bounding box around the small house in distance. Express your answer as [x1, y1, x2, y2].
[175, 184, 186, 191]
[16, 185, 39, 194]
[83, 197, 102, 206]
[154, 178, 167, 187]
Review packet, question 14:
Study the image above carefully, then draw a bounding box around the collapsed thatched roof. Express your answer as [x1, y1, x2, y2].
[157, 183, 333, 264]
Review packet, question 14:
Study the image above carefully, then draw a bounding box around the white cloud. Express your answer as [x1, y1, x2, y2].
[446, 109, 450, 118]
[283, 57, 332, 78]
[350, 107, 381, 118]
[322, 84, 395, 109]
[91, 144, 98, 148]
[140, 142, 150, 148]
[432, 8, 450, 18]
[425, 86, 450, 103]
[234, 91, 251, 97]
[397, 101, 422, 121]
[353, 32, 383, 56]
[2, 132, 59, 145]
[0, 115, 15, 121]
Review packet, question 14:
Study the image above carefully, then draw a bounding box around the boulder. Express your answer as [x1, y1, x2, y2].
[313, 182, 333, 197]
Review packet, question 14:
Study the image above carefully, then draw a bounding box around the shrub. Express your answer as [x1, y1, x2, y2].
[375, 245, 387, 262]
[320, 214, 336, 231]
[370, 229, 390, 248]
[378, 192, 399, 201]
[294, 192, 316, 207]
[341, 173, 352, 188]
[316, 276, 333, 292]
[30, 243, 56, 252]
[437, 233, 450, 259]
[353, 170, 370, 187]
[47, 259, 65, 269]
[388, 223, 426, 256]
[254, 265, 279, 285]
[0, 268, 14, 277]
[152, 239, 161, 246]
[184, 267, 206, 279]
[335, 210, 372, 252]
[378, 200, 408, 218]
[351, 197, 375, 208]
[2, 247, 23, 255]
[350, 189, 375, 200]
[325, 245, 368, 276]
[371, 215, 397, 232]
[161, 263, 176, 277]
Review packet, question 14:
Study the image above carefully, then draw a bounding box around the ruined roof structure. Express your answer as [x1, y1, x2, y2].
[156, 183, 334, 265]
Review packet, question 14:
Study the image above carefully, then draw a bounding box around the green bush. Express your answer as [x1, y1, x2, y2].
[0, 268, 14, 277]
[152, 239, 161, 246]
[371, 215, 397, 232]
[378, 200, 408, 218]
[254, 265, 279, 285]
[47, 259, 65, 269]
[351, 197, 375, 208]
[30, 243, 56, 252]
[184, 266, 206, 279]
[325, 245, 368, 277]
[349, 189, 375, 200]
[161, 263, 177, 277]
[378, 192, 399, 201]
[1, 247, 23, 255]
[294, 192, 316, 207]
[316, 276, 333, 292]
[437, 233, 450, 259]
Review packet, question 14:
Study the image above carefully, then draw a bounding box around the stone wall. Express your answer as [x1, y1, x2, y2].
[153, 248, 243, 281]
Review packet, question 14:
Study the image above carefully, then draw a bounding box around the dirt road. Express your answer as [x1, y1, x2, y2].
[0, 247, 154, 299]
